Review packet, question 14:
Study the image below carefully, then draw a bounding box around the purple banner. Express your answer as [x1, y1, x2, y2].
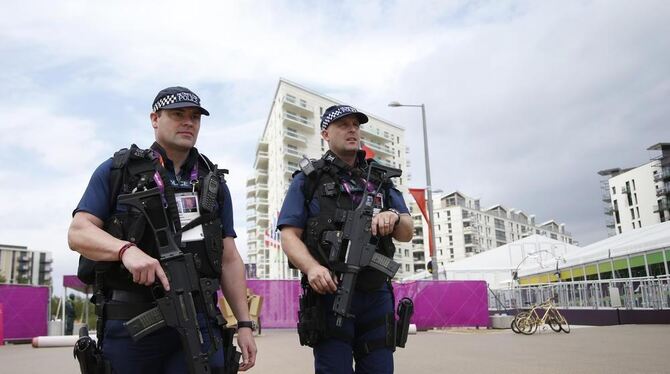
[0, 284, 49, 340]
[242, 280, 489, 329]
[63, 275, 93, 293]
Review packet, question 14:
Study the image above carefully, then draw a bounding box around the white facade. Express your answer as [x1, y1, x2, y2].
[246, 79, 411, 279]
[600, 143, 670, 235]
[408, 191, 574, 275]
[0, 244, 53, 285]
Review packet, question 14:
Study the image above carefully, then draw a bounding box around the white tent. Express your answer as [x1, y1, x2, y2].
[401, 235, 581, 288]
[518, 220, 670, 277]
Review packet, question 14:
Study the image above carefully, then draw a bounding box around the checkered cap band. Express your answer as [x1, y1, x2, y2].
[152, 92, 201, 112]
[321, 105, 361, 130]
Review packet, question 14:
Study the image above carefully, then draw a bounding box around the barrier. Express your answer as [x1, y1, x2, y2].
[242, 279, 490, 329]
[0, 303, 4, 345]
[0, 284, 49, 341]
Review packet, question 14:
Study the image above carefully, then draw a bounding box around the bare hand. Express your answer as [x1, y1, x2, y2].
[307, 264, 338, 294]
[237, 328, 257, 371]
[121, 246, 170, 291]
[371, 211, 398, 237]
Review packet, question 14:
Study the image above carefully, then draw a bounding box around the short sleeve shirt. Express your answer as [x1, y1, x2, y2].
[277, 170, 409, 231]
[74, 155, 236, 238]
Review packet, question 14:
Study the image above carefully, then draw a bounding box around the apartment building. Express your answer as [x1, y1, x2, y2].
[246, 79, 412, 279]
[408, 191, 574, 274]
[598, 143, 670, 235]
[0, 244, 53, 285]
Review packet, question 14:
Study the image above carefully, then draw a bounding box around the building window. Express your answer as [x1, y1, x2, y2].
[636, 207, 640, 218]
[612, 186, 616, 194]
[632, 222, 636, 229]
[632, 179, 636, 190]
[634, 193, 638, 205]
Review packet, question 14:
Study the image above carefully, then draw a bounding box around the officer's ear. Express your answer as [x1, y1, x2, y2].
[321, 128, 330, 142]
[150, 111, 160, 129]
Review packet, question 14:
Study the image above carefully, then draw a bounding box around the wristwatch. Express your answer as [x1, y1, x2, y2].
[237, 320, 257, 331]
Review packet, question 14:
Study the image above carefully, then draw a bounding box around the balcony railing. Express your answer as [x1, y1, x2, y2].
[283, 94, 314, 113]
[283, 112, 314, 130]
[653, 169, 670, 182]
[363, 141, 394, 157]
[657, 187, 669, 197]
[284, 148, 302, 160]
[284, 131, 307, 144]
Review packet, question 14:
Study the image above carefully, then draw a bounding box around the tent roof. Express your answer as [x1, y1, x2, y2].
[447, 234, 580, 272]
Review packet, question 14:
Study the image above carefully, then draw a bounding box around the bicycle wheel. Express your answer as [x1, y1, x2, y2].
[518, 316, 537, 335]
[511, 312, 529, 334]
[547, 315, 561, 332]
[554, 311, 570, 333]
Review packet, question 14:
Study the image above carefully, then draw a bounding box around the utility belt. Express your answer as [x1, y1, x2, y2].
[297, 277, 414, 354]
[103, 289, 214, 320]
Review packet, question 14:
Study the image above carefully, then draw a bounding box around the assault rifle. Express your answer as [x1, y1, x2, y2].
[116, 187, 236, 374]
[327, 162, 402, 327]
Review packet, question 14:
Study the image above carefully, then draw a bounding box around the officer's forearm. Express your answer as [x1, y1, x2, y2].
[220, 237, 251, 321]
[392, 214, 413, 242]
[280, 227, 322, 274]
[68, 212, 129, 261]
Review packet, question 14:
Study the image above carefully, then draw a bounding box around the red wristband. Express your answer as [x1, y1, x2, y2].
[118, 242, 134, 261]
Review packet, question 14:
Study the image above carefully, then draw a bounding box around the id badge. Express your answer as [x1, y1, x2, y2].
[176, 192, 204, 242]
[373, 192, 384, 216]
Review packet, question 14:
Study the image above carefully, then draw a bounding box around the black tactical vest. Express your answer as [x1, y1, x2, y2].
[300, 151, 397, 292]
[78, 143, 227, 295]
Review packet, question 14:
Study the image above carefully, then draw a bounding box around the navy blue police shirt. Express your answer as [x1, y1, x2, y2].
[74, 154, 236, 238]
[277, 170, 409, 231]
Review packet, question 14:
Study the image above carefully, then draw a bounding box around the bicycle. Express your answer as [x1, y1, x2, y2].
[513, 299, 569, 335]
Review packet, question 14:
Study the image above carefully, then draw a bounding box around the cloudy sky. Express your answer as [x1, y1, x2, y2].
[1, 0, 669, 293]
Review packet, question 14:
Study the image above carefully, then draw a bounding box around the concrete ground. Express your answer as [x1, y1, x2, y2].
[1, 325, 668, 373]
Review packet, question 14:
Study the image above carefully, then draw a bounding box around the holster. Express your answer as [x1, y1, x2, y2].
[395, 297, 414, 348]
[297, 283, 326, 347]
[73, 327, 112, 374]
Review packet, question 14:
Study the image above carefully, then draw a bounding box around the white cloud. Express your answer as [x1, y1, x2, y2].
[1, 0, 669, 295]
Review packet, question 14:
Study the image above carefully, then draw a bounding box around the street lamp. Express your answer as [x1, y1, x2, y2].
[388, 101, 439, 280]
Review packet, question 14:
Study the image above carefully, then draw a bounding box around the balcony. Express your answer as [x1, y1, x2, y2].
[284, 147, 302, 161]
[18, 255, 30, 263]
[283, 112, 314, 131]
[255, 170, 268, 184]
[283, 130, 307, 146]
[363, 141, 394, 157]
[604, 206, 615, 215]
[360, 125, 392, 142]
[254, 151, 269, 169]
[653, 168, 670, 182]
[656, 187, 669, 197]
[653, 199, 670, 212]
[601, 193, 612, 203]
[282, 94, 314, 115]
[621, 186, 630, 194]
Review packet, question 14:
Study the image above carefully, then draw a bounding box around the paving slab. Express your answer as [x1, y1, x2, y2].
[0, 325, 668, 373]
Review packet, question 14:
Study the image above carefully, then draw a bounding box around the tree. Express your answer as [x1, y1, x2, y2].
[0, 271, 6, 283]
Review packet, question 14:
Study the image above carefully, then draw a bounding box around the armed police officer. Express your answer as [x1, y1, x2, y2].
[278, 105, 413, 373]
[68, 86, 257, 373]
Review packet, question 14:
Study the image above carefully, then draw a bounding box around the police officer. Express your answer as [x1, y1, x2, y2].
[68, 86, 257, 373]
[65, 293, 76, 335]
[278, 104, 413, 373]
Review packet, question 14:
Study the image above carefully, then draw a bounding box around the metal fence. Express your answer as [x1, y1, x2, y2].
[489, 276, 670, 311]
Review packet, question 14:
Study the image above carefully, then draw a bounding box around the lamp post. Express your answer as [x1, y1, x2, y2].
[388, 101, 439, 280]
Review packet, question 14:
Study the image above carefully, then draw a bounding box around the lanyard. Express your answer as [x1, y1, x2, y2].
[341, 176, 376, 205]
[152, 151, 199, 206]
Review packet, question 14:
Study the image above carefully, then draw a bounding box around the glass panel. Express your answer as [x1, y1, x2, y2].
[629, 255, 645, 268]
[630, 265, 646, 277]
[648, 262, 666, 276]
[600, 271, 612, 279]
[572, 267, 585, 277]
[585, 265, 598, 275]
[613, 259, 628, 270]
[646, 252, 664, 265]
[599, 261, 612, 273]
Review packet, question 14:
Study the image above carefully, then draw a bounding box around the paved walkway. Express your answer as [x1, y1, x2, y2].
[1, 325, 668, 373]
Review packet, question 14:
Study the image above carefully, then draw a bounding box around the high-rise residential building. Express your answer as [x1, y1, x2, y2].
[408, 191, 574, 274]
[246, 79, 411, 279]
[0, 244, 53, 285]
[598, 143, 670, 235]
